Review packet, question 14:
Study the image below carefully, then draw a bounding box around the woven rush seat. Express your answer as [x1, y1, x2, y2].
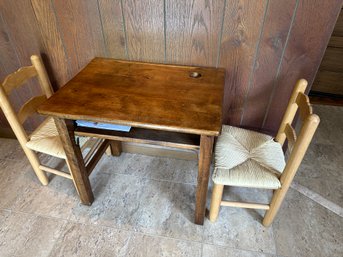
[213, 125, 286, 189]
[26, 117, 66, 158]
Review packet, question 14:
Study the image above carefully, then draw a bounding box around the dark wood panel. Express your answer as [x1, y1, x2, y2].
[312, 70, 343, 95]
[263, 0, 343, 133]
[98, 0, 127, 59]
[30, 0, 70, 87]
[0, 1, 45, 130]
[122, 0, 165, 62]
[0, 12, 24, 113]
[218, 0, 268, 125]
[240, 0, 297, 129]
[318, 47, 343, 73]
[333, 8, 343, 37]
[328, 36, 343, 48]
[165, 0, 224, 66]
[0, 1, 41, 103]
[52, 0, 106, 76]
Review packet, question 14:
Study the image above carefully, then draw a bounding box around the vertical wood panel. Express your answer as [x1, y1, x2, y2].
[0, 0, 41, 99]
[165, 0, 225, 66]
[240, 0, 297, 130]
[122, 0, 165, 62]
[30, 0, 69, 87]
[98, 0, 127, 59]
[52, 0, 107, 76]
[0, 0, 44, 130]
[263, 0, 343, 133]
[1, 0, 342, 136]
[218, 0, 268, 125]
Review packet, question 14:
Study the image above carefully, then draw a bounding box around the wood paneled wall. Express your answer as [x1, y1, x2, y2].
[0, 0, 342, 135]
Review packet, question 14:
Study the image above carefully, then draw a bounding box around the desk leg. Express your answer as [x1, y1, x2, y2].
[54, 118, 94, 205]
[195, 135, 214, 225]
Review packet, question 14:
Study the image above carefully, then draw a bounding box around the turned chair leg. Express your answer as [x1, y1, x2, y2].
[263, 187, 287, 226]
[209, 183, 224, 222]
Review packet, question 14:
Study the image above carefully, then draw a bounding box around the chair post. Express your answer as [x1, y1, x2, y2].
[263, 114, 320, 226]
[0, 86, 49, 185]
[209, 183, 224, 222]
[30, 55, 54, 98]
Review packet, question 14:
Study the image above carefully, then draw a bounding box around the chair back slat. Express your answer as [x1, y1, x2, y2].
[280, 114, 320, 186]
[2, 66, 38, 95]
[18, 95, 47, 124]
[284, 123, 297, 152]
[296, 93, 312, 121]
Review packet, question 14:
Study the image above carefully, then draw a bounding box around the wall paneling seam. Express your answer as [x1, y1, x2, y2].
[45, 0, 73, 78]
[216, 0, 227, 68]
[261, 0, 299, 129]
[120, 0, 129, 60]
[240, 0, 270, 126]
[96, 0, 109, 57]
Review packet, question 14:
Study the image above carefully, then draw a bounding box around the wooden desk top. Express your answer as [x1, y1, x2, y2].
[38, 58, 225, 136]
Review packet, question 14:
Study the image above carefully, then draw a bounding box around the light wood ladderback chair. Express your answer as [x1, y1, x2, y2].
[0, 55, 103, 193]
[209, 79, 320, 226]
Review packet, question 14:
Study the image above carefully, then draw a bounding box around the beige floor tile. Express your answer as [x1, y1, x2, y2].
[203, 186, 276, 254]
[68, 173, 203, 242]
[95, 152, 198, 184]
[273, 189, 343, 257]
[0, 210, 66, 257]
[49, 222, 132, 257]
[202, 244, 277, 257]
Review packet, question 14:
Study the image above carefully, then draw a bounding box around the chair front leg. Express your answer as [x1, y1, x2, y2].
[209, 183, 224, 222]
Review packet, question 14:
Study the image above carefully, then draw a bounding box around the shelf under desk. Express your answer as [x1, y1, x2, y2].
[75, 126, 201, 151]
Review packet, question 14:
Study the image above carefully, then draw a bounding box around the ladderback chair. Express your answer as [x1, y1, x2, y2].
[209, 79, 320, 226]
[0, 55, 104, 193]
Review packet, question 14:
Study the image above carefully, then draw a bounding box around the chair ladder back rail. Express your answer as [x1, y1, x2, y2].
[275, 79, 308, 146]
[263, 114, 320, 227]
[296, 93, 313, 122]
[31, 55, 54, 98]
[18, 95, 47, 124]
[284, 123, 297, 152]
[2, 66, 38, 95]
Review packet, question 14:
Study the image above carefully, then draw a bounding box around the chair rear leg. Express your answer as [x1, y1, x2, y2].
[23, 146, 49, 185]
[209, 183, 224, 222]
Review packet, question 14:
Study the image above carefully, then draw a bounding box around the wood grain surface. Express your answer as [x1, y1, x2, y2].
[97, 0, 127, 59]
[52, 0, 106, 76]
[1, 0, 342, 136]
[240, 0, 297, 130]
[262, 0, 342, 133]
[165, 0, 224, 66]
[38, 58, 225, 136]
[218, 0, 268, 125]
[122, 0, 165, 62]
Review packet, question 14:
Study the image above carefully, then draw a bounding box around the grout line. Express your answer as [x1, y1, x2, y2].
[215, 0, 227, 68]
[240, 0, 270, 126]
[120, 0, 129, 60]
[291, 181, 343, 218]
[261, 0, 299, 129]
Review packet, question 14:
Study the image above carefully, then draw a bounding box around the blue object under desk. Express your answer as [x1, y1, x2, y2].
[75, 120, 131, 132]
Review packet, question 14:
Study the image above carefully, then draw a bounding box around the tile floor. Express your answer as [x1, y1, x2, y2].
[0, 105, 342, 257]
